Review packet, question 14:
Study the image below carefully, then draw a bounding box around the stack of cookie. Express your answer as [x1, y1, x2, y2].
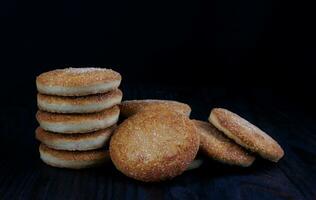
[35, 68, 122, 169]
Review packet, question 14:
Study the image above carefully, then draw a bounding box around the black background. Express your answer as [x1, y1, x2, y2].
[0, 0, 316, 106]
[0, 0, 316, 199]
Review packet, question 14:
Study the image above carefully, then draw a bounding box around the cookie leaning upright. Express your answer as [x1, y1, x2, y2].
[193, 120, 255, 167]
[36, 68, 121, 96]
[110, 109, 199, 182]
[35, 67, 122, 169]
[209, 108, 284, 162]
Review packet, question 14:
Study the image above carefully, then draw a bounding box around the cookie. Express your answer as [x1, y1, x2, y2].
[119, 99, 191, 117]
[37, 89, 122, 113]
[193, 120, 255, 167]
[109, 110, 199, 182]
[39, 144, 110, 169]
[35, 126, 115, 151]
[36, 68, 121, 96]
[209, 108, 284, 162]
[36, 105, 119, 133]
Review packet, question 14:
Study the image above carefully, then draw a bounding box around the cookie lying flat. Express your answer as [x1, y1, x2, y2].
[193, 120, 255, 167]
[39, 144, 110, 169]
[36, 106, 119, 133]
[209, 108, 284, 162]
[119, 99, 191, 117]
[35, 126, 115, 151]
[37, 89, 122, 113]
[110, 110, 199, 182]
[36, 68, 121, 96]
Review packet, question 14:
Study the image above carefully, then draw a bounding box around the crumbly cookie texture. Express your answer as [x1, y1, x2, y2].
[209, 108, 284, 162]
[110, 110, 200, 182]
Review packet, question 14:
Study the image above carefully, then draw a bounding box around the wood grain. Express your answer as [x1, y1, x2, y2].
[0, 85, 315, 200]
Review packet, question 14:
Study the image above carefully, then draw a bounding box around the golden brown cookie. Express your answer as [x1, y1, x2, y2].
[36, 68, 121, 96]
[36, 106, 119, 133]
[110, 110, 200, 182]
[119, 99, 191, 117]
[35, 126, 116, 151]
[193, 120, 255, 167]
[37, 89, 122, 113]
[39, 144, 110, 169]
[209, 108, 284, 162]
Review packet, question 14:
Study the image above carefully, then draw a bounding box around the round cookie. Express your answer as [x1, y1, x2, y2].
[39, 144, 110, 169]
[36, 105, 119, 133]
[209, 108, 284, 162]
[35, 126, 116, 151]
[110, 110, 199, 182]
[37, 89, 122, 113]
[119, 99, 191, 117]
[193, 120, 255, 167]
[36, 68, 121, 96]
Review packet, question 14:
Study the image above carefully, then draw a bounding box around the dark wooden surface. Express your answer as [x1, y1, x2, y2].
[0, 85, 315, 200]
